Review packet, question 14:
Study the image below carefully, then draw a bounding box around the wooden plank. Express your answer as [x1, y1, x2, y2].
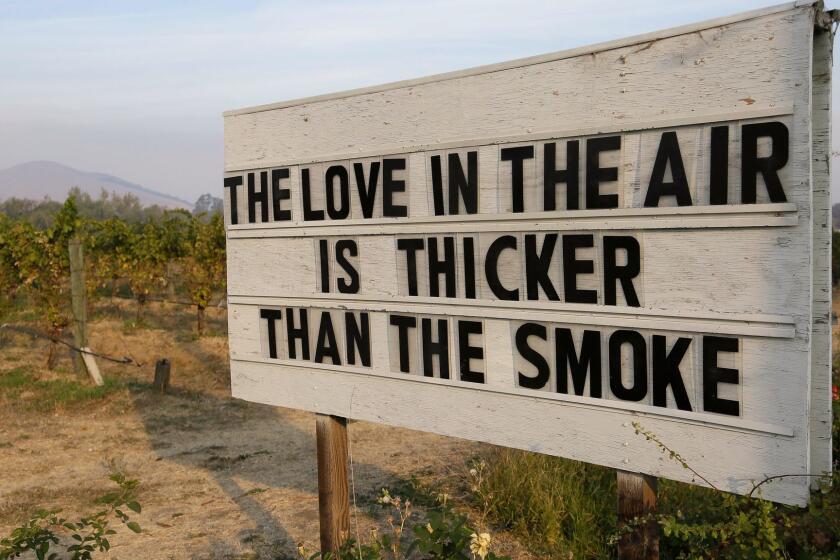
[315, 414, 350, 554]
[228, 297, 795, 339]
[809, 16, 833, 481]
[154, 359, 171, 394]
[223, 3, 809, 117]
[617, 471, 659, 560]
[80, 349, 103, 387]
[232, 359, 809, 504]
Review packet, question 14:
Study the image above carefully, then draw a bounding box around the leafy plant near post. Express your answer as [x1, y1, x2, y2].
[125, 220, 169, 321]
[181, 212, 226, 335]
[4, 198, 80, 368]
[0, 215, 18, 306]
[0, 469, 142, 560]
[85, 217, 134, 300]
[157, 210, 191, 297]
[629, 422, 837, 560]
[298, 488, 510, 560]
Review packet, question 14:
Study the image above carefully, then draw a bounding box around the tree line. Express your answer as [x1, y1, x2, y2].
[0, 195, 225, 368]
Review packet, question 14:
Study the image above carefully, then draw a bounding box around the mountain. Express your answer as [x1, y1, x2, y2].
[0, 161, 191, 209]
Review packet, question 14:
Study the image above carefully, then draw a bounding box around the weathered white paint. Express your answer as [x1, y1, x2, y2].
[223, 2, 832, 505]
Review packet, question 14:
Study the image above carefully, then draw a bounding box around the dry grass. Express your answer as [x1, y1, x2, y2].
[0, 298, 514, 559]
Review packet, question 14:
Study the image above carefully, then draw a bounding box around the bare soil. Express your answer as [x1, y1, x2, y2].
[0, 300, 534, 559]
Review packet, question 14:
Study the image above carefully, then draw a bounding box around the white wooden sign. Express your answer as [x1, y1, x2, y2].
[223, 2, 833, 505]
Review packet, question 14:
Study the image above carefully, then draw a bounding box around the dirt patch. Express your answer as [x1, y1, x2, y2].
[0, 300, 532, 559]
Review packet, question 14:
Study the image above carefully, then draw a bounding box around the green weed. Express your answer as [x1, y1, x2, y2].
[0, 367, 123, 412]
[469, 449, 616, 558]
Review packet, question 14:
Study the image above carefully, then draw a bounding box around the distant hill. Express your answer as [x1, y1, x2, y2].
[0, 161, 191, 209]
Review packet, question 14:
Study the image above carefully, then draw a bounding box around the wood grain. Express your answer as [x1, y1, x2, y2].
[315, 414, 350, 553]
[617, 471, 659, 560]
[69, 236, 87, 377]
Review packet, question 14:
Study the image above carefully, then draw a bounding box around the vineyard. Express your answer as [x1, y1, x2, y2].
[0, 196, 226, 367]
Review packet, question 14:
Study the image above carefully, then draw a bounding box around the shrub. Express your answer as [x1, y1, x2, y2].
[0, 469, 142, 560]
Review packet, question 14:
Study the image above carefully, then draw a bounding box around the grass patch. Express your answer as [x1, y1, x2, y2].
[471, 448, 616, 559]
[0, 366, 124, 412]
[474, 443, 840, 559]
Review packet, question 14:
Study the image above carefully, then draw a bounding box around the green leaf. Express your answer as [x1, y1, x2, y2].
[126, 501, 141, 514]
[126, 522, 141, 534]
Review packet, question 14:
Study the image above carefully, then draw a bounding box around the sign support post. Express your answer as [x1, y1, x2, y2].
[316, 413, 350, 554]
[617, 471, 659, 560]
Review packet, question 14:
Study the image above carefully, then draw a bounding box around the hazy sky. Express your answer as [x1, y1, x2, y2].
[1, 0, 838, 203]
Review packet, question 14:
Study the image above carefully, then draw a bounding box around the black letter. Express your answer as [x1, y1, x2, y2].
[430, 154, 445, 215]
[702, 336, 740, 416]
[501, 146, 534, 213]
[325, 165, 350, 220]
[354, 161, 380, 218]
[389, 314, 417, 373]
[345, 312, 371, 367]
[544, 141, 579, 211]
[383, 158, 408, 217]
[644, 131, 692, 207]
[556, 328, 602, 398]
[652, 335, 692, 411]
[428, 236, 456, 297]
[318, 239, 330, 293]
[224, 175, 242, 224]
[335, 239, 360, 294]
[485, 235, 519, 301]
[741, 121, 788, 203]
[314, 312, 341, 365]
[709, 126, 728, 205]
[286, 308, 310, 360]
[260, 308, 282, 359]
[515, 323, 549, 389]
[449, 151, 478, 214]
[563, 234, 597, 304]
[421, 318, 450, 378]
[271, 168, 292, 221]
[586, 136, 620, 209]
[525, 234, 559, 300]
[301, 168, 324, 221]
[463, 237, 477, 299]
[458, 320, 484, 383]
[603, 236, 641, 307]
[248, 172, 269, 223]
[609, 330, 647, 401]
[396, 238, 424, 296]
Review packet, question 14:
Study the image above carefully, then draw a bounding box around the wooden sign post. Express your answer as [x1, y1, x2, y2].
[223, 3, 834, 553]
[315, 414, 350, 553]
[617, 471, 659, 559]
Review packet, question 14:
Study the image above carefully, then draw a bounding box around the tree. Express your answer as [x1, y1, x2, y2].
[8, 198, 80, 368]
[192, 194, 223, 215]
[181, 213, 226, 335]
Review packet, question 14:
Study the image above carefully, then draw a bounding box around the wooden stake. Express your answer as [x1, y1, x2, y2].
[81, 348, 104, 387]
[316, 414, 350, 554]
[617, 471, 659, 560]
[69, 236, 87, 378]
[153, 359, 171, 394]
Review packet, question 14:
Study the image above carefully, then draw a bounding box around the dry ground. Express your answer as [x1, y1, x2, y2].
[0, 300, 535, 559]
